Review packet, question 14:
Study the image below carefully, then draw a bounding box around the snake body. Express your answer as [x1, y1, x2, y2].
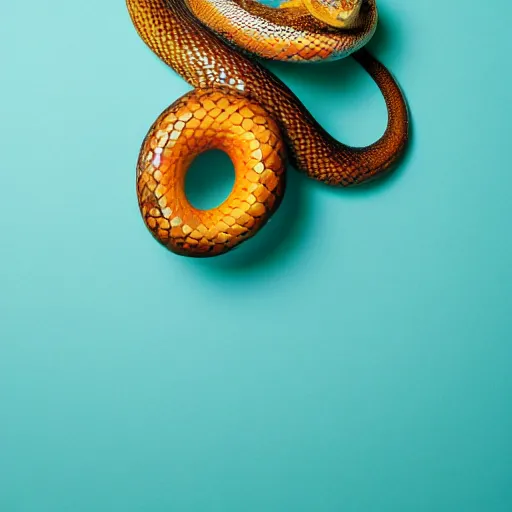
[126, 0, 408, 256]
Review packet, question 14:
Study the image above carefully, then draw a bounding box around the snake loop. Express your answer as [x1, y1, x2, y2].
[126, 0, 409, 257]
[137, 89, 285, 256]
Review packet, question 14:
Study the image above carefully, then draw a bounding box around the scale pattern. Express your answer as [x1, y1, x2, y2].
[126, 0, 409, 256]
[137, 89, 285, 256]
[186, 0, 377, 61]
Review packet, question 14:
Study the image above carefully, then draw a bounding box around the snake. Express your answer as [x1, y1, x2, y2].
[126, 0, 409, 257]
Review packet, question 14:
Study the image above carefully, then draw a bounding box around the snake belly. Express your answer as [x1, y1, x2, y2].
[126, 0, 409, 257]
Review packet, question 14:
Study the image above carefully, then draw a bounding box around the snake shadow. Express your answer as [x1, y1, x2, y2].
[182, 12, 415, 273]
[181, 158, 312, 274]
[266, 11, 415, 196]
[268, 13, 396, 93]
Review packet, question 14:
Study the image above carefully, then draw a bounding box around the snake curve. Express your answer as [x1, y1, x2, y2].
[126, 0, 409, 257]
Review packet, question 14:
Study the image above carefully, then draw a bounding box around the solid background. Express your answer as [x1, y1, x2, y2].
[1, 0, 511, 510]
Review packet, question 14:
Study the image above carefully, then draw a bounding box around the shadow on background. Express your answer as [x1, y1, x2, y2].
[177, 12, 414, 273]
[180, 163, 311, 274]
[267, 11, 415, 198]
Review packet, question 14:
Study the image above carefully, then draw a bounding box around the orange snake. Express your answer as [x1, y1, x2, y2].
[126, 0, 409, 257]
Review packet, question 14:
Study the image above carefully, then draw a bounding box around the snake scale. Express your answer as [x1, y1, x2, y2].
[126, 0, 409, 256]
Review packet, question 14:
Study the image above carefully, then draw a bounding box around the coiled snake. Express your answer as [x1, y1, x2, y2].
[126, 0, 408, 257]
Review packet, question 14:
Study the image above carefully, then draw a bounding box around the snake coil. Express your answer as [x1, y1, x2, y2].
[126, 0, 409, 257]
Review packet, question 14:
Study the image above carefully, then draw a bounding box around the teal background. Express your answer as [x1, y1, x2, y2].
[1, 0, 511, 510]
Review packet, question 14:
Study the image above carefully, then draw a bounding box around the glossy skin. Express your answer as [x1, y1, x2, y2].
[126, 0, 409, 257]
[137, 90, 285, 256]
[186, 0, 377, 61]
[301, 0, 363, 29]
